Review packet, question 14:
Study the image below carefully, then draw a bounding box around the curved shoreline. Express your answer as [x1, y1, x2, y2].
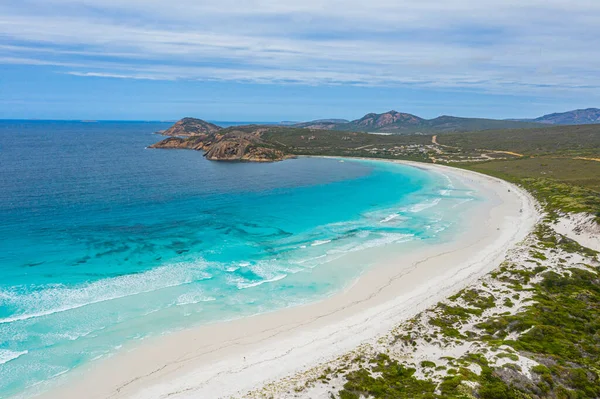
[37, 160, 539, 399]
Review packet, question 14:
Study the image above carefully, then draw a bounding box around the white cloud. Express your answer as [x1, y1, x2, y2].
[1, 0, 599, 94]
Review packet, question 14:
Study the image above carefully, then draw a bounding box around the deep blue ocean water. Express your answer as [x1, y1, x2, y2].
[0, 121, 478, 397]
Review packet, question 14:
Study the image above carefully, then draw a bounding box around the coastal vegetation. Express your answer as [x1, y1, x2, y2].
[233, 121, 600, 399]
[425, 124, 600, 221]
[329, 133, 600, 398]
[150, 122, 435, 162]
[245, 218, 599, 399]
[150, 116, 600, 168]
[438, 124, 600, 157]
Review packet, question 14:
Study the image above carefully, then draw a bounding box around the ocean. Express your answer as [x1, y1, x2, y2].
[0, 121, 479, 397]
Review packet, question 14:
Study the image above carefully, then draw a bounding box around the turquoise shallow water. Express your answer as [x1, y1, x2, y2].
[0, 121, 479, 397]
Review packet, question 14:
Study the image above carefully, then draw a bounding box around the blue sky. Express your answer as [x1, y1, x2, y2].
[1, 0, 599, 121]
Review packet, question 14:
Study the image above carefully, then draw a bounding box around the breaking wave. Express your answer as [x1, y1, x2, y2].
[0, 261, 213, 324]
[0, 350, 27, 365]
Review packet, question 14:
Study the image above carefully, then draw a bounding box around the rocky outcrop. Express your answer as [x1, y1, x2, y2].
[148, 136, 207, 150]
[205, 139, 287, 162]
[292, 112, 425, 131]
[149, 124, 290, 162]
[157, 118, 222, 137]
[352, 110, 424, 128]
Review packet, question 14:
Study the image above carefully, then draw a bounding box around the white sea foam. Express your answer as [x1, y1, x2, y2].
[0, 261, 213, 325]
[431, 225, 449, 234]
[380, 214, 399, 223]
[90, 354, 106, 362]
[0, 349, 28, 365]
[289, 230, 418, 271]
[442, 173, 455, 189]
[292, 254, 327, 265]
[176, 293, 217, 306]
[347, 233, 415, 252]
[311, 239, 332, 246]
[57, 330, 94, 341]
[408, 198, 441, 213]
[283, 266, 303, 274]
[236, 274, 287, 289]
[330, 233, 415, 254]
[452, 198, 474, 208]
[49, 369, 70, 379]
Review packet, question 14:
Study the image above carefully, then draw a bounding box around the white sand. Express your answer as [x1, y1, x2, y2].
[553, 213, 600, 252]
[38, 160, 539, 399]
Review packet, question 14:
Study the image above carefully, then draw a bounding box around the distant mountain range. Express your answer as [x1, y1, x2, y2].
[529, 108, 600, 125]
[293, 110, 543, 134]
[293, 108, 600, 134]
[151, 108, 600, 162]
[158, 108, 600, 138]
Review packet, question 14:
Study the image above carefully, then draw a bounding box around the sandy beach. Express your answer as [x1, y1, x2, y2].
[38, 160, 539, 399]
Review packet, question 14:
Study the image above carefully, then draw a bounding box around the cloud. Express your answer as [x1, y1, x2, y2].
[65, 71, 175, 80]
[1, 0, 599, 95]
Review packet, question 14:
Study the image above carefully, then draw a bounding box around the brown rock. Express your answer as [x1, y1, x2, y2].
[158, 118, 222, 137]
[149, 123, 290, 162]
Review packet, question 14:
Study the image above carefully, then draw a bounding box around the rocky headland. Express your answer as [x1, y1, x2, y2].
[156, 117, 222, 137]
[149, 120, 291, 162]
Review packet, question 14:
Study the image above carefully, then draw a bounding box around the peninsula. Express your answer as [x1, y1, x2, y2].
[150, 122, 290, 162]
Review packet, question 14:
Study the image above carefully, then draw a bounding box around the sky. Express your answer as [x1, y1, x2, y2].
[1, 0, 599, 121]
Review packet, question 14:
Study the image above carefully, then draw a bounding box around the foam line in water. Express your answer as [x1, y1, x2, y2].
[0, 261, 213, 324]
[379, 214, 399, 223]
[0, 349, 28, 365]
[452, 198, 475, 208]
[292, 254, 327, 265]
[324, 232, 415, 255]
[176, 293, 217, 306]
[408, 198, 441, 213]
[310, 239, 332, 246]
[342, 233, 415, 252]
[236, 274, 287, 289]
